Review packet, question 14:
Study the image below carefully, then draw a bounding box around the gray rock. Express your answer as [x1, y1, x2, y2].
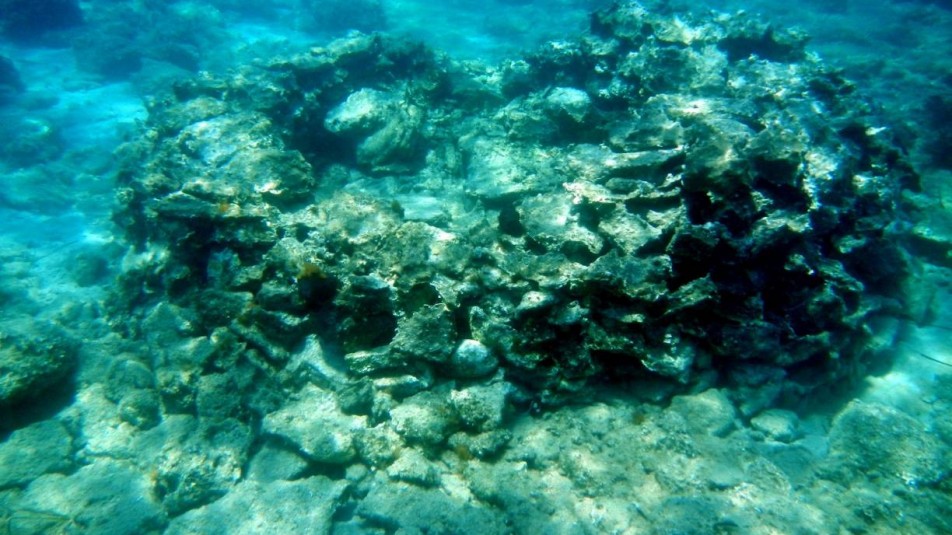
[391, 304, 456, 363]
[356, 424, 402, 467]
[447, 429, 512, 460]
[263, 385, 366, 463]
[448, 339, 498, 378]
[20, 459, 166, 534]
[372, 370, 434, 399]
[515, 291, 556, 315]
[826, 401, 946, 486]
[345, 346, 406, 375]
[669, 389, 737, 437]
[544, 86, 593, 125]
[389, 391, 456, 446]
[461, 460, 566, 533]
[166, 476, 348, 535]
[103, 354, 154, 403]
[0, 420, 73, 488]
[517, 192, 604, 257]
[285, 335, 349, 388]
[135, 415, 252, 515]
[449, 382, 508, 431]
[357, 474, 508, 534]
[464, 138, 557, 200]
[324, 88, 395, 136]
[337, 378, 374, 415]
[751, 409, 801, 443]
[246, 443, 309, 483]
[393, 193, 446, 222]
[387, 448, 440, 487]
[117, 389, 161, 429]
[649, 496, 746, 535]
[356, 105, 423, 174]
[0, 318, 77, 407]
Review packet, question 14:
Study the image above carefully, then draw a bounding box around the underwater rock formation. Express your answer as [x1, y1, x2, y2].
[0, 317, 77, 408]
[113, 1, 919, 455]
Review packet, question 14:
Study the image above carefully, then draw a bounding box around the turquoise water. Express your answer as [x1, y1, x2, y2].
[1, 1, 950, 533]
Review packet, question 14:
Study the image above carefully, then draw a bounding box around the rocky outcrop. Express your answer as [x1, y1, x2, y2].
[110, 4, 918, 488]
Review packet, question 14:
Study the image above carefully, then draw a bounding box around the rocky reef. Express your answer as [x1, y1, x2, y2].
[115, 3, 917, 407]
[0, 2, 952, 535]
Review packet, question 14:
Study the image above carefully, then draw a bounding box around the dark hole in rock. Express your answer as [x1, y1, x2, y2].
[498, 203, 525, 236]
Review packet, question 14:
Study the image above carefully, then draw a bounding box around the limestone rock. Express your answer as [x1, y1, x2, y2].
[246, 443, 309, 483]
[356, 475, 508, 534]
[19, 459, 166, 535]
[751, 409, 801, 443]
[263, 385, 366, 464]
[0, 420, 73, 488]
[387, 448, 440, 487]
[325, 88, 396, 136]
[669, 389, 737, 438]
[166, 477, 348, 535]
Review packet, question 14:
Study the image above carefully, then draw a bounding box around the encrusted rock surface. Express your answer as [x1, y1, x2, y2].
[0, 317, 78, 408]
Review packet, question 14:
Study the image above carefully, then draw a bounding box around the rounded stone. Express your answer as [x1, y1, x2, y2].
[751, 409, 801, 443]
[118, 389, 162, 430]
[448, 339, 498, 378]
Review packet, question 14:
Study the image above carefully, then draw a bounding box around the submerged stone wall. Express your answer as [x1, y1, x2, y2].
[113, 1, 917, 426]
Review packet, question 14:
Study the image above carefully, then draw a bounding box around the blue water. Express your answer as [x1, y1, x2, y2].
[1, 1, 950, 533]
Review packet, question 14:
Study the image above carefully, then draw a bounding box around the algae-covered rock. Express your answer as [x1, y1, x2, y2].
[825, 401, 946, 486]
[391, 304, 456, 363]
[132, 415, 252, 515]
[0, 318, 78, 407]
[389, 390, 456, 447]
[448, 429, 512, 460]
[450, 382, 508, 432]
[325, 88, 396, 136]
[117, 388, 161, 429]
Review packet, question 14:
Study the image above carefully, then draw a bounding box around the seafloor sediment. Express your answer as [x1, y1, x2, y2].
[1, 2, 950, 534]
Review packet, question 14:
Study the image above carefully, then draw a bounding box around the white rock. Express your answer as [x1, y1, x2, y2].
[448, 339, 498, 378]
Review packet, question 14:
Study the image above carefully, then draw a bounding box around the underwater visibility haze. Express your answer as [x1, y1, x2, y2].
[1, 0, 951, 533]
